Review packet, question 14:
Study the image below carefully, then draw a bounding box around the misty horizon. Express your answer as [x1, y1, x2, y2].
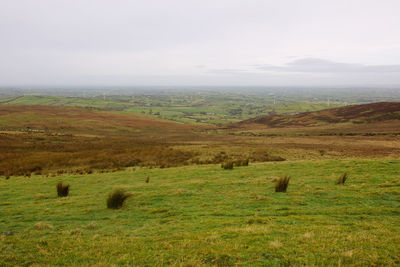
[1, 0, 400, 87]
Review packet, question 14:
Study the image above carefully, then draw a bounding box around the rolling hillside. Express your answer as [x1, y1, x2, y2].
[0, 105, 209, 177]
[232, 102, 400, 128]
[2, 102, 400, 177]
[1, 159, 400, 266]
[0, 105, 200, 138]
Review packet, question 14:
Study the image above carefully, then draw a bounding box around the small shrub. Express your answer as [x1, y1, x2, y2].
[221, 161, 234, 169]
[336, 172, 348, 185]
[107, 189, 132, 209]
[56, 181, 69, 197]
[275, 176, 290, 192]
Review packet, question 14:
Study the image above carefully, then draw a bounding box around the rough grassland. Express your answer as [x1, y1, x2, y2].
[1, 160, 400, 266]
[0, 94, 342, 125]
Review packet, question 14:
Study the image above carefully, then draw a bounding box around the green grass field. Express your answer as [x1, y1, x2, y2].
[0, 94, 342, 125]
[1, 159, 399, 266]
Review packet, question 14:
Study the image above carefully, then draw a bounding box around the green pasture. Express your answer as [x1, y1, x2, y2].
[1, 159, 399, 266]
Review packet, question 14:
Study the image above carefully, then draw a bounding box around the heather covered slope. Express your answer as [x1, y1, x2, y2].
[0, 105, 209, 177]
[0, 105, 201, 138]
[2, 103, 400, 178]
[233, 102, 400, 128]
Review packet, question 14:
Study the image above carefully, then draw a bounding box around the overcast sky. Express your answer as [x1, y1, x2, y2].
[1, 0, 400, 87]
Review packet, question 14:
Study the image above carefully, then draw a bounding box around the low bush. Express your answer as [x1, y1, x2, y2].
[275, 176, 290, 192]
[56, 181, 69, 197]
[107, 189, 132, 209]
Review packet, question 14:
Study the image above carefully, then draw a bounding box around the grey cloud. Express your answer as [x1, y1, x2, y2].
[256, 58, 400, 73]
[206, 68, 253, 74]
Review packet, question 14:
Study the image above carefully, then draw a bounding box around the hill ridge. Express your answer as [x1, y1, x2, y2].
[230, 102, 400, 128]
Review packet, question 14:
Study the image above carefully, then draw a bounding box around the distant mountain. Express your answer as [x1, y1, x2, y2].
[230, 102, 400, 128]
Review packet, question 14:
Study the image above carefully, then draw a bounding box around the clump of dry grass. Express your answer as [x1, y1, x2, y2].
[34, 193, 49, 200]
[246, 217, 272, 224]
[221, 161, 234, 169]
[275, 176, 290, 192]
[69, 229, 83, 235]
[34, 222, 53, 230]
[234, 158, 249, 167]
[211, 151, 229, 164]
[336, 172, 348, 185]
[107, 189, 132, 209]
[85, 222, 97, 230]
[250, 151, 285, 162]
[56, 181, 69, 197]
[269, 240, 283, 248]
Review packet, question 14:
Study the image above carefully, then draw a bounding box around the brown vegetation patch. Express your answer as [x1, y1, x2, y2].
[231, 102, 400, 128]
[0, 105, 213, 177]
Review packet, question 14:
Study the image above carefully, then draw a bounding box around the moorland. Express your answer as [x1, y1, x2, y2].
[1, 90, 400, 266]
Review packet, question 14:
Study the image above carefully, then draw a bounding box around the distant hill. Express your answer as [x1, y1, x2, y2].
[231, 102, 400, 128]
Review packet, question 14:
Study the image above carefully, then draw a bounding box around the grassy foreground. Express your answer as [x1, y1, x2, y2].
[1, 160, 400, 266]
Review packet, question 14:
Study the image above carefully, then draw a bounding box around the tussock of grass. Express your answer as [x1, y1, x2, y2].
[250, 151, 285, 162]
[246, 217, 272, 224]
[107, 189, 132, 209]
[34, 193, 49, 200]
[269, 240, 283, 248]
[34, 222, 53, 230]
[69, 229, 83, 235]
[221, 161, 234, 169]
[85, 222, 97, 230]
[56, 181, 69, 197]
[275, 176, 290, 192]
[336, 173, 348, 185]
[234, 158, 249, 167]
